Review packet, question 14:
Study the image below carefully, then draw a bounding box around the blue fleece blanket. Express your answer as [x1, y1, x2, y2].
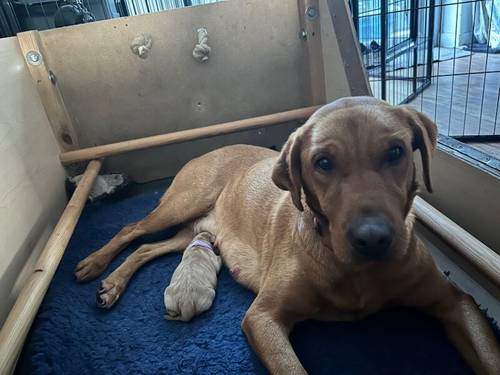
[17, 183, 481, 374]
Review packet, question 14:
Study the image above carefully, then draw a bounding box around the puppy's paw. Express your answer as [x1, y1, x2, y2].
[74, 253, 108, 282]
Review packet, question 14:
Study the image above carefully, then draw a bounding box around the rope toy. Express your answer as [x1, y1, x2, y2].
[192, 28, 211, 63]
[130, 33, 153, 59]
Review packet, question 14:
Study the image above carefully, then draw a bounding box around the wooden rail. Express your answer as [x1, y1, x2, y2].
[0, 160, 102, 374]
[414, 196, 500, 291]
[59, 106, 321, 165]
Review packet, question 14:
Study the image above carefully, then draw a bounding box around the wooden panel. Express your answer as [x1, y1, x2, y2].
[38, 1, 311, 145]
[35, 0, 355, 181]
[297, 0, 326, 104]
[16, 31, 79, 151]
[0, 160, 101, 374]
[0, 36, 66, 326]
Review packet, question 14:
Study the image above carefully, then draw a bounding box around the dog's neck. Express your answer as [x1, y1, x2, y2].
[295, 205, 333, 255]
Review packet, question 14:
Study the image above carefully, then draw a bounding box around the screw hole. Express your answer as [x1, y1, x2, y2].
[61, 132, 73, 145]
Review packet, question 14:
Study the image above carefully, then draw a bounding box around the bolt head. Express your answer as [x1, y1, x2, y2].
[26, 50, 42, 66]
[306, 6, 318, 19]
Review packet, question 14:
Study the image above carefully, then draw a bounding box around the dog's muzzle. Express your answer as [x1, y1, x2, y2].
[348, 215, 394, 259]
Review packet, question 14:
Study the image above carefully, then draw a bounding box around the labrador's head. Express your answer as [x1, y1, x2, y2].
[272, 97, 437, 264]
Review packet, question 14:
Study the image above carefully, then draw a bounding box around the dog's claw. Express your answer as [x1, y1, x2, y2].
[96, 278, 124, 309]
[96, 293, 106, 307]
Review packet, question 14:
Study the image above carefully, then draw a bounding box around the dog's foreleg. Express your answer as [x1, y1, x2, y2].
[428, 289, 500, 375]
[242, 295, 306, 375]
[402, 259, 500, 375]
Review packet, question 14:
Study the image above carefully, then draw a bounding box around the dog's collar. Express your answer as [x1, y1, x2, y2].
[189, 239, 214, 252]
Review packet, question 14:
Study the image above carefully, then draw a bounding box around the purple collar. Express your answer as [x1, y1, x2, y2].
[189, 239, 214, 252]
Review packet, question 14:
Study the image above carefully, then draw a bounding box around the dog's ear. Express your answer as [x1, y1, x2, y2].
[272, 128, 305, 211]
[398, 106, 438, 192]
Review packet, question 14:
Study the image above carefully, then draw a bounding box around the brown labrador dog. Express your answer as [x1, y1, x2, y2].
[75, 97, 500, 374]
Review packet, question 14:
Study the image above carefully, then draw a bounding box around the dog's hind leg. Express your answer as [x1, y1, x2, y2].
[75, 161, 222, 282]
[75, 145, 267, 282]
[74, 195, 204, 282]
[96, 227, 194, 309]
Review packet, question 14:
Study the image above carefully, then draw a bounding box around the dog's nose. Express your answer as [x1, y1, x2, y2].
[348, 215, 393, 258]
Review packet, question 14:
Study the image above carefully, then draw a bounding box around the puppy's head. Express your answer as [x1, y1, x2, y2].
[272, 97, 437, 265]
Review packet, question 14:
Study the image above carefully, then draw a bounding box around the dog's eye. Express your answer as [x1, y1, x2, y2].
[386, 146, 404, 164]
[314, 157, 334, 172]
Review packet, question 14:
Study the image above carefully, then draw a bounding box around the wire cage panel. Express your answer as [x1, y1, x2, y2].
[0, 0, 222, 37]
[353, 0, 500, 139]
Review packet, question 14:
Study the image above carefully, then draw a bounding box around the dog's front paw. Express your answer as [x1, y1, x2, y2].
[74, 254, 108, 282]
[96, 275, 126, 309]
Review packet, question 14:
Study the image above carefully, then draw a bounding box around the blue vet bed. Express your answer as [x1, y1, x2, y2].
[17, 181, 495, 374]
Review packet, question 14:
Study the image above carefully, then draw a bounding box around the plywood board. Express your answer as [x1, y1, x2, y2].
[36, 0, 356, 180]
[0, 36, 66, 326]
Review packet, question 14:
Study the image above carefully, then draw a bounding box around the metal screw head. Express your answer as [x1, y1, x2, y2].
[26, 50, 42, 66]
[299, 29, 308, 40]
[306, 6, 318, 19]
[48, 70, 57, 84]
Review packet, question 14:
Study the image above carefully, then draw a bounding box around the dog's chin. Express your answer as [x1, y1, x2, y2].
[329, 239, 409, 267]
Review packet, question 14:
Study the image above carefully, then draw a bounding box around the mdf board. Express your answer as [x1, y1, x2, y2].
[35, 0, 355, 181]
[0, 37, 66, 325]
[419, 148, 500, 253]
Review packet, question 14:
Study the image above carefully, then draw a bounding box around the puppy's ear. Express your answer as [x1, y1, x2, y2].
[399, 107, 438, 192]
[272, 128, 305, 211]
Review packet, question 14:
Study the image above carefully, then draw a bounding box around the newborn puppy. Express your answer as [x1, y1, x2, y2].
[164, 231, 221, 321]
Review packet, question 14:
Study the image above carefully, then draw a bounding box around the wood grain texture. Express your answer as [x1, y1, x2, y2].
[414, 196, 500, 291]
[0, 160, 101, 374]
[0, 36, 67, 328]
[466, 142, 500, 160]
[326, 0, 372, 96]
[16, 31, 79, 151]
[297, 0, 326, 104]
[59, 106, 320, 165]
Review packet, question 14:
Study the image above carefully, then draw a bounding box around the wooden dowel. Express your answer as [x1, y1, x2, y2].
[59, 106, 321, 165]
[414, 196, 500, 290]
[0, 160, 102, 374]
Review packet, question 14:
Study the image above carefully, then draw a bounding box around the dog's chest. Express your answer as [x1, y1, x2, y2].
[316, 277, 390, 321]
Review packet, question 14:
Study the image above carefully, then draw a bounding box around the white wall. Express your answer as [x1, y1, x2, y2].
[439, 0, 474, 48]
[0, 37, 66, 325]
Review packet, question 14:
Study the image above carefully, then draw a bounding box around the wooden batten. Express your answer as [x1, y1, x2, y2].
[297, 0, 326, 104]
[326, 0, 372, 96]
[16, 31, 79, 151]
[414, 196, 500, 291]
[0, 160, 102, 374]
[59, 105, 321, 165]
